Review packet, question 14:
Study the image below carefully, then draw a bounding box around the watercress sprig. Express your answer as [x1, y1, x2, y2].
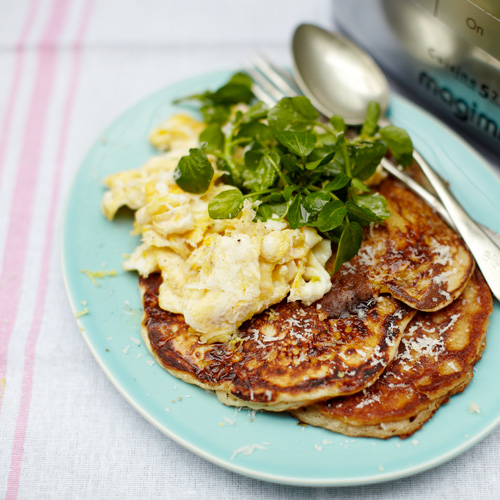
[173, 73, 413, 274]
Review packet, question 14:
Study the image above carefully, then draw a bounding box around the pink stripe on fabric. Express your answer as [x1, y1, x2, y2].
[0, 0, 69, 387]
[0, 0, 41, 182]
[5, 1, 95, 498]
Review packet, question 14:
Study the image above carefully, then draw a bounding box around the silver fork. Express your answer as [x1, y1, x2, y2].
[247, 53, 500, 300]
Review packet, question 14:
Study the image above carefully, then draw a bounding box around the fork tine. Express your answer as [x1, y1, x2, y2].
[245, 67, 276, 107]
[249, 82, 276, 108]
[250, 53, 300, 98]
[246, 64, 287, 105]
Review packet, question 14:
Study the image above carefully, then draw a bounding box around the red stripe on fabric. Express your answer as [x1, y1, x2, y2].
[5, 1, 95, 498]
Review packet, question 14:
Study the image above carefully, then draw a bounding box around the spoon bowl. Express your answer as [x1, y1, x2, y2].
[292, 23, 389, 125]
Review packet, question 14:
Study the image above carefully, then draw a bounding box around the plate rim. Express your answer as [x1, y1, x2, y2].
[60, 68, 500, 487]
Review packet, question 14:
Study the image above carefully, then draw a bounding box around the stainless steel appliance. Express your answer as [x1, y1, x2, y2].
[334, 0, 500, 156]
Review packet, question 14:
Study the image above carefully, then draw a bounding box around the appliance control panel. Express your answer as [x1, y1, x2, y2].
[437, 0, 500, 59]
[335, 0, 500, 155]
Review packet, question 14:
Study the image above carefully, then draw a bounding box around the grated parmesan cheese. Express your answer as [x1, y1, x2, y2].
[357, 245, 377, 267]
[430, 241, 452, 266]
[440, 314, 460, 334]
[355, 392, 381, 409]
[432, 269, 457, 286]
[469, 401, 481, 414]
[231, 442, 270, 460]
[399, 327, 445, 364]
[81, 269, 117, 286]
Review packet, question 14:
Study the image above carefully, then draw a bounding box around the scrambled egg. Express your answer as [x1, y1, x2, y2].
[102, 114, 332, 343]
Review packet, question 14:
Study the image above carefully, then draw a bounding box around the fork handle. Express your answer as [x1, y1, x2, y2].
[380, 158, 500, 248]
[413, 149, 500, 301]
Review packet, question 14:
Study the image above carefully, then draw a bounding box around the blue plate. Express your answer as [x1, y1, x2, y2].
[61, 70, 500, 486]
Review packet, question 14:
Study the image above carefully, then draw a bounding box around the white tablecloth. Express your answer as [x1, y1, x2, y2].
[1, 1, 499, 499]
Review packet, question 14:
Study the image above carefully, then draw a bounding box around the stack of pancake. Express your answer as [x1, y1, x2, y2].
[140, 177, 493, 439]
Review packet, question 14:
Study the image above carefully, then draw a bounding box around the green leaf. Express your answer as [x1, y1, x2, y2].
[355, 192, 391, 219]
[173, 73, 253, 107]
[214, 157, 234, 183]
[228, 72, 253, 87]
[237, 122, 274, 144]
[305, 158, 323, 171]
[304, 191, 331, 216]
[268, 191, 284, 203]
[174, 148, 214, 194]
[379, 125, 413, 167]
[335, 133, 352, 177]
[281, 153, 303, 173]
[325, 172, 351, 192]
[288, 194, 311, 228]
[351, 178, 370, 193]
[267, 96, 319, 132]
[333, 221, 363, 274]
[275, 130, 316, 157]
[210, 83, 253, 105]
[361, 101, 380, 137]
[283, 185, 297, 202]
[208, 189, 244, 219]
[200, 104, 230, 125]
[256, 201, 288, 221]
[315, 133, 339, 149]
[255, 203, 273, 221]
[345, 194, 390, 223]
[210, 72, 254, 105]
[315, 158, 344, 178]
[244, 148, 262, 169]
[199, 124, 225, 153]
[330, 114, 346, 133]
[258, 152, 280, 190]
[242, 149, 279, 192]
[352, 141, 387, 180]
[304, 150, 336, 171]
[317, 200, 347, 232]
[241, 101, 268, 123]
[316, 150, 336, 167]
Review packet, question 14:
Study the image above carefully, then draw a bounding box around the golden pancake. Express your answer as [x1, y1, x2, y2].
[332, 177, 474, 312]
[139, 179, 477, 417]
[141, 273, 414, 411]
[291, 268, 493, 438]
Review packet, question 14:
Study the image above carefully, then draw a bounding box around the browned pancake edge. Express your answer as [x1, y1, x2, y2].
[140, 273, 415, 411]
[291, 268, 492, 438]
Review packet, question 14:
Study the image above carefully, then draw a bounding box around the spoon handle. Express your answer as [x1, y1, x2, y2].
[413, 149, 500, 301]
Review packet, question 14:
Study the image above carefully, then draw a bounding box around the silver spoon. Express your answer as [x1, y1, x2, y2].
[292, 23, 500, 301]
